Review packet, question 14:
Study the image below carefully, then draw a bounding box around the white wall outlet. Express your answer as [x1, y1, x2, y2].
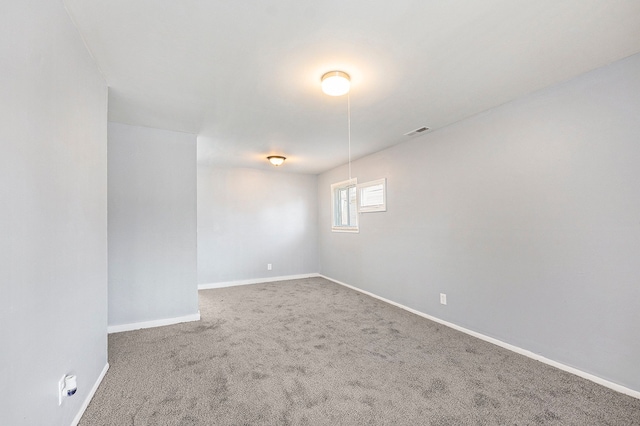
[440, 293, 447, 305]
[267, 263, 272, 270]
[58, 374, 77, 406]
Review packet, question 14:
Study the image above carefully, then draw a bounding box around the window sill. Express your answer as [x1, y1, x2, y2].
[331, 227, 359, 233]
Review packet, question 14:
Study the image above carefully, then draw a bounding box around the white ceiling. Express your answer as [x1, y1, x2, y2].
[64, 0, 640, 174]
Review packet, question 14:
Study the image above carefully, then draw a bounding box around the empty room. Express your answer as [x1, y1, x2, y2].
[2, 1, 640, 425]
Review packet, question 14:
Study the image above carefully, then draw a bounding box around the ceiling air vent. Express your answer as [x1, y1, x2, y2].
[404, 126, 430, 137]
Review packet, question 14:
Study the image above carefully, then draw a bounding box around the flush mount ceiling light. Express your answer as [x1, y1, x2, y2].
[321, 71, 351, 96]
[267, 155, 286, 166]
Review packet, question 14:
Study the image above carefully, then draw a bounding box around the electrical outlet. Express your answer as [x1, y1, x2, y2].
[440, 293, 447, 305]
[267, 263, 272, 271]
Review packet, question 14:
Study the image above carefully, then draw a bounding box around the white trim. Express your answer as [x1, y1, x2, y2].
[71, 363, 109, 426]
[331, 227, 359, 233]
[319, 274, 640, 400]
[107, 312, 201, 334]
[199, 273, 320, 290]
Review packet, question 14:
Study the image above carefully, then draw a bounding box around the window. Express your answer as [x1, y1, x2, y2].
[358, 178, 386, 212]
[331, 179, 358, 232]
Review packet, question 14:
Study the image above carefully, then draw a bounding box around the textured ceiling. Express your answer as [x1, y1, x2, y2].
[64, 0, 640, 174]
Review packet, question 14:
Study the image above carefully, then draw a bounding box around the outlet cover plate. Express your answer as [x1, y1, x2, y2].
[440, 293, 447, 305]
[58, 375, 65, 406]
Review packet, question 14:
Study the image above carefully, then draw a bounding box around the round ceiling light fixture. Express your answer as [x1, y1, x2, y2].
[321, 71, 351, 96]
[267, 155, 286, 166]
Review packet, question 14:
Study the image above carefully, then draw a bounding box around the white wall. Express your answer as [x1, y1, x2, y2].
[198, 167, 318, 285]
[0, 1, 108, 424]
[318, 53, 640, 392]
[108, 123, 198, 327]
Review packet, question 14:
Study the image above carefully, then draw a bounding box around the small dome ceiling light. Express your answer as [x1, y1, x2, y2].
[267, 155, 286, 166]
[321, 71, 351, 96]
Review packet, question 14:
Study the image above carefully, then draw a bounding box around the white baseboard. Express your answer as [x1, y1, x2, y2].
[319, 274, 640, 400]
[198, 273, 320, 290]
[71, 362, 109, 426]
[107, 311, 201, 334]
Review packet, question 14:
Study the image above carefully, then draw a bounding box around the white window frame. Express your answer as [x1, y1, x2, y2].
[331, 178, 358, 233]
[357, 178, 387, 213]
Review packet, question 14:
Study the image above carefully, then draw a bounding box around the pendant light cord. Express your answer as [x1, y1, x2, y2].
[347, 93, 352, 181]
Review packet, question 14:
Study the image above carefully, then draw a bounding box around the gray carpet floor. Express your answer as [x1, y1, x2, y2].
[80, 277, 640, 425]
